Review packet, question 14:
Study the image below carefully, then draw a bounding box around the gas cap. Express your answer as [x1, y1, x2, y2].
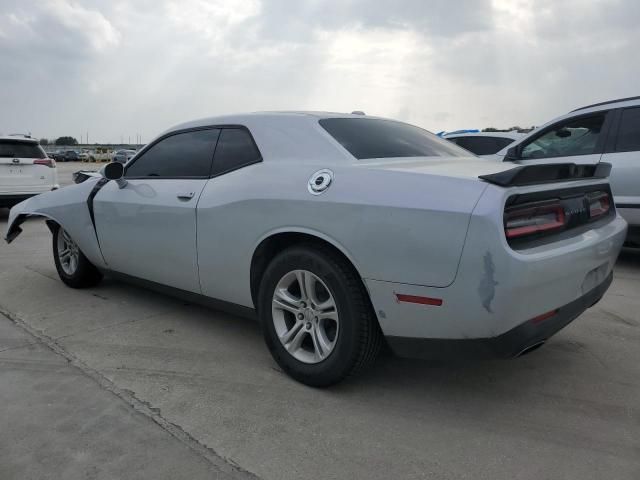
[308, 169, 334, 195]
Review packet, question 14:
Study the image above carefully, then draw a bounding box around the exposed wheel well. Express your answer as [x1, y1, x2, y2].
[250, 232, 363, 308]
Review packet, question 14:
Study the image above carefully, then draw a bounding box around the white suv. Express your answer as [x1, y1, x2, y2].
[490, 96, 640, 246]
[0, 135, 58, 208]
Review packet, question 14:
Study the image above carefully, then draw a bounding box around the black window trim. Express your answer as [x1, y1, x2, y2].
[124, 124, 262, 180]
[516, 110, 614, 161]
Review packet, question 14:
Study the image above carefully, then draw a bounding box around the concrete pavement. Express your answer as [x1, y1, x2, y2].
[1, 185, 639, 479]
[0, 312, 252, 479]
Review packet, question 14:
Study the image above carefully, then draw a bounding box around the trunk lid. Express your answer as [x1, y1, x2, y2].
[356, 156, 516, 180]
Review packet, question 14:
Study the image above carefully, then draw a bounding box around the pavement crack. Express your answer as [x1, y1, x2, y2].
[0, 340, 40, 354]
[24, 265, 59, 281]
[52, 310, 170, 341]
[0, 304, 260, 480]
[599, 307, 638, 327]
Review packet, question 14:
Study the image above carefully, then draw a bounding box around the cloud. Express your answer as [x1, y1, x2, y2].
[0, 0, 119, 59]
[0, 0, 637, 142]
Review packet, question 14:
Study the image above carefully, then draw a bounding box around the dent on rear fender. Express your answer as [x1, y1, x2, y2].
[478, 252, 498, 313]
[4, 181, 108, 269]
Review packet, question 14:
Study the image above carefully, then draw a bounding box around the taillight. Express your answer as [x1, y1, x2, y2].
[505, 203, 566, 239]
[34, 158, 55, 168]
[587, 192, 610, 219]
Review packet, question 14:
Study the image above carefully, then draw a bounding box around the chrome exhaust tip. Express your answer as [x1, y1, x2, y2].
[516, 341, 545, 357]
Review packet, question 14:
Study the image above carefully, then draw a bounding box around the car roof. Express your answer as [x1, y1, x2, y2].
[571, 95, 640, 113]
[169, 111, 383, 132]
[0, 135, 38, 143]
[162, 111, 423, 163]
[444, 131, 525, 140]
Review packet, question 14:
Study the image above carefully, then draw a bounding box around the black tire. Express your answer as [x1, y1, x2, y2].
[258, 244, 382, 387]
[51, 224, 103, 288]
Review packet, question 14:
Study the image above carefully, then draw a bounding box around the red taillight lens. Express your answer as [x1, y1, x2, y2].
[587, 192, 610, 218]
[505, 203, 566, 239]
[34, 158, 55, 168]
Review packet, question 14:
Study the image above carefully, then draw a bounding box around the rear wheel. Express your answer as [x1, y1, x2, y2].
[52, 224, 102, 288]
[258, 244, 382, 387]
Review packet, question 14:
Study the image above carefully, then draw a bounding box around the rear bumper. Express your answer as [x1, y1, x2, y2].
[386, 272, 612, 360]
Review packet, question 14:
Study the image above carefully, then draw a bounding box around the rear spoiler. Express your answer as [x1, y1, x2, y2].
[479, 163, 611, 187]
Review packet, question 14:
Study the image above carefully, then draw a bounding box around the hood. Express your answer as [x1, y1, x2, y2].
[355, 156, 515, 180]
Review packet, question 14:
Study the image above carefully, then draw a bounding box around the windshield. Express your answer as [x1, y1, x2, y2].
[319, 117, 469, 160]
[0, 140, 46, 158]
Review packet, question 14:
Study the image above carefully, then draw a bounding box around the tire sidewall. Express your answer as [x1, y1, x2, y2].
[51, 224, 101, 288]
[259, 246, 364, 385]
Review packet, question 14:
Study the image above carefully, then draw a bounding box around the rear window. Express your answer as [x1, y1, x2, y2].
[0, 140, 46, 158]
[448, 136, 516, 155]
[319, 118, 468, 160]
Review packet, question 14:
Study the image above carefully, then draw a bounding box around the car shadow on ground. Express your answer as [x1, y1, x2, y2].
[617, 246, 640, 267]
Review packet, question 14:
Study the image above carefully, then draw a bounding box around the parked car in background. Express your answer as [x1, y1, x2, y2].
[62, 150, 80, 162]
[445, 131, 526, 156]
[49, 150, 65, 162]
[78, 150, 89, 161]
[0, 135, 58, 208]
[487, 96, 640, 246]
[6, 112, 626, 386]
[88, 148, 113, 162]
[112, 149, 137, 163]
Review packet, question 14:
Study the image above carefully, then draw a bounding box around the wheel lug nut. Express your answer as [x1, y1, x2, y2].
[300, 302, 306, 308]
[305, 322, 311, 330]
[297, 313, 304, 320]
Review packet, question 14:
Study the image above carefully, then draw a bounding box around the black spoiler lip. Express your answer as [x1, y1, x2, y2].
[479, 162, 612, 187]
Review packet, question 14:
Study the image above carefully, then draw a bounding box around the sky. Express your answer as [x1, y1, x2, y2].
[0, 0, 639, 144]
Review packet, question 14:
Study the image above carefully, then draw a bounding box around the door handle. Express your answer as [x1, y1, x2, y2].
[177, 192, 195, 200]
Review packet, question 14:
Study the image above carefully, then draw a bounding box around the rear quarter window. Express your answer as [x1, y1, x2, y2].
[0, 141, 46, 158]
[211, 128, 262, 176]
[319, 118, 468, 160]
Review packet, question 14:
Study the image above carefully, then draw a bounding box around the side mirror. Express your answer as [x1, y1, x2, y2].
[504, 145, 520, 162]
[103, 162, 127, 189]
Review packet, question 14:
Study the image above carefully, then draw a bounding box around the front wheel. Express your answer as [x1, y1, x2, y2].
[52, 224, 103, 288]
[258, 244, 382, 387]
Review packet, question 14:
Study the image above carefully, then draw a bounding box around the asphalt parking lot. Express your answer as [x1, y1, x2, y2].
[1, 163, 639, 479]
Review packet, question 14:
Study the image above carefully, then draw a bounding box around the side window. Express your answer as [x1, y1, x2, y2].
[520, 114, 606, 160]
[615, 107, 640, 152]
[211, 128, 262, 176]
[125, 129, 220, 178]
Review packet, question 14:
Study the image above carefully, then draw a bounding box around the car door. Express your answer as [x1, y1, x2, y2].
[601, 106, 640, 224]
[196, 127, 264, 306]
[508, 111, 613, 166]
[93, 127, 221, 293]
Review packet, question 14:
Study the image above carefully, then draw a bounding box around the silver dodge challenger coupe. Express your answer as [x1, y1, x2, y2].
[5, 112, 627, 386]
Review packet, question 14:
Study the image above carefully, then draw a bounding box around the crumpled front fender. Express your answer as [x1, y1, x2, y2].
[5, 180, 108, 269]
